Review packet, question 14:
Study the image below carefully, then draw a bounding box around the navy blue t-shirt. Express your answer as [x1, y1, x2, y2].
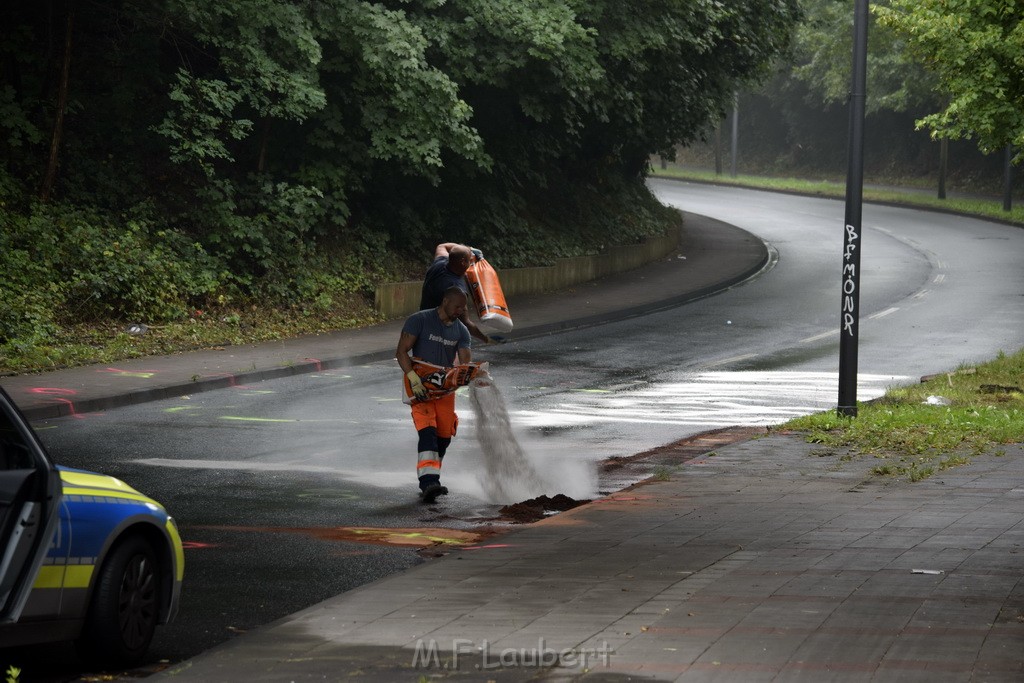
[419, 256, 468, 310]
[402, 308, 471, 366]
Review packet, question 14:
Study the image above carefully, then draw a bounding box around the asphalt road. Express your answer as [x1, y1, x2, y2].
[10, 182, 1024, 681]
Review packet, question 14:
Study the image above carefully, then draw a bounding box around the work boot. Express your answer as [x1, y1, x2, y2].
[421, 483, 445, 504]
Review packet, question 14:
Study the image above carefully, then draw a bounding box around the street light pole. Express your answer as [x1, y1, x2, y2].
[838, 0, 869, 418]
[730, 92, 739, 177]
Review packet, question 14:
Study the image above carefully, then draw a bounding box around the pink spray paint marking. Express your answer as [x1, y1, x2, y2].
[201, 372, 238, 387]
[29, 387, 79, 417]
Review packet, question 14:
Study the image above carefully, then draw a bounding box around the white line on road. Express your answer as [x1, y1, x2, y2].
[800, 330, 838, 344]
[867, 307, 900, 320]
[703, 354, 758, 368]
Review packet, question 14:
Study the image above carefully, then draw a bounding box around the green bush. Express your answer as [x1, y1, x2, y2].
[0, 200, 221, 342]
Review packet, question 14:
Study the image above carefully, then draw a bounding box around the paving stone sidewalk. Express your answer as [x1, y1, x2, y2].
[158, 433, 1024, 682]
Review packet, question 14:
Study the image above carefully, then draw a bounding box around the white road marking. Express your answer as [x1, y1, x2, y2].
[703, 354, 759, 368]
[867, 307, 900, 320]
[801, 330, 838, 344]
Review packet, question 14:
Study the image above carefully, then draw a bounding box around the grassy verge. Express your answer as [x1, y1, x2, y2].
[652, 167, 1024, 227]
[779, 349, 1024, 481]
[0, 293, 386, 376]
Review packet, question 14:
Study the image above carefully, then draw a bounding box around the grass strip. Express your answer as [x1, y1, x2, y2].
[0, 295, 385, 375]
[651, 167, 1024, 227]
[779, 349, 1024, 481]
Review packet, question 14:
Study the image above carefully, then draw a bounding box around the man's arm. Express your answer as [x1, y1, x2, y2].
[433, 242, 459, 259]
[396, 331, 417, 374]
[457, 346, 472, 365]
[458, 312, 491, 344]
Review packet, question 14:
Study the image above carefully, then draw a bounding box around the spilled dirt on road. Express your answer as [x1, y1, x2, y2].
[499, 494, 590, 523]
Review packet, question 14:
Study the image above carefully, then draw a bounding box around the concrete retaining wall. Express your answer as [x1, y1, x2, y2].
[374, 228, 680, 319]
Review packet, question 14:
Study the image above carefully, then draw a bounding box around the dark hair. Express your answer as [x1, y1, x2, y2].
[442, 285, 468, 300]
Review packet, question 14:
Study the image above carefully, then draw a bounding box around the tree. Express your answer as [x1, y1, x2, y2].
[791, 0, 938, 115]
[876, 0, 1024, 158]
[1, 0, 801, 318]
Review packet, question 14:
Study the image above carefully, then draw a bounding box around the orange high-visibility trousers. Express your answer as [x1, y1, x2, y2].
[411, 393, 458, 482]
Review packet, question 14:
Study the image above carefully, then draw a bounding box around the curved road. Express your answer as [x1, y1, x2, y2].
[14, 182, 1024, 680]
[649, 179, 1024, 377]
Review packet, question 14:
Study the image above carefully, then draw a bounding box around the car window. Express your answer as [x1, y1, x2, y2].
[0, 405, 34, 471]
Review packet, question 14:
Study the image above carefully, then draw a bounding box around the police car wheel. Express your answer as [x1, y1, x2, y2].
[76, 535, 161, 666]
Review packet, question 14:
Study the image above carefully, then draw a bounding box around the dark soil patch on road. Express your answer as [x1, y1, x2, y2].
[499, 494, 590, 523]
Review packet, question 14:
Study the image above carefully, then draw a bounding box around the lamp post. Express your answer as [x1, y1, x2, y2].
[730, 92, 739, 177]
[838, 0, 869, 417]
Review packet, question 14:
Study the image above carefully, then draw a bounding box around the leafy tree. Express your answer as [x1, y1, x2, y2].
[790, 0, 938, 114]
[0, 0, 801, 351]
[876, 0, 1024, 158]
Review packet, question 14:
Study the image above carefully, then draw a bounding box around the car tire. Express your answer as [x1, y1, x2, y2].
[75, 534, 161, 667]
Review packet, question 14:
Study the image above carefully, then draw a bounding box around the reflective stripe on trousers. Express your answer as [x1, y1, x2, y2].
[417, 450, 442, 478]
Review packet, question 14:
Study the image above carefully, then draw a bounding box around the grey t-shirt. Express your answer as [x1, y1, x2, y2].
[402, 308, 471, 366]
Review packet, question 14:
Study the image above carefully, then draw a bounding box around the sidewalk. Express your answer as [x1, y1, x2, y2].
[3, 212, 766, 421]
[157, 435, 1024, 682]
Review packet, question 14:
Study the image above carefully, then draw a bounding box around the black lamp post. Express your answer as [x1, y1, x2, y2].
[838, 0, 869, 417]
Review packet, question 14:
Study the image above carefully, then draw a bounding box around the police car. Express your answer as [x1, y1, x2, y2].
[0, 387, 183, 665]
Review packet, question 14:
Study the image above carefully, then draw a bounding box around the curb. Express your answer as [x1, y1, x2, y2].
[20, 350, 392, 421]
[650, 173, 1024, 231]
[16, 215, 771, 422]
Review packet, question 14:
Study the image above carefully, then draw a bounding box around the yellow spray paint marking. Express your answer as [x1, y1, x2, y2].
[99, 368, 155, 378]
[164, 406, 200, 413]
[348, 528, 472, 546]
[237, 390, 276, 395]
[297, 491, 361, 500]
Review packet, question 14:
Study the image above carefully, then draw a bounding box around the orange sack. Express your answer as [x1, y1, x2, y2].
[403, 360, 489, 405]
[465, 253, 513, 333]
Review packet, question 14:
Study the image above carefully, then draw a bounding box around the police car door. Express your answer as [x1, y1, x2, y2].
[0, 388, 62, 625]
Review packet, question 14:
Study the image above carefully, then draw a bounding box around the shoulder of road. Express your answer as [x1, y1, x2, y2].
[2, 211, 768, 421]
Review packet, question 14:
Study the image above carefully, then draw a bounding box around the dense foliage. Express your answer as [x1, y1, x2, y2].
[675, 0, 1022, 190]
[877, 0, 1024, 159]
[0, 0, 799, 360]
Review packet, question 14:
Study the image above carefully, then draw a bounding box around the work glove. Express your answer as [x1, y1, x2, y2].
[406, 370, 427, 399]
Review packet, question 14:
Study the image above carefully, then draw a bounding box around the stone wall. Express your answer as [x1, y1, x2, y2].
[374, 228, 680, 319]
